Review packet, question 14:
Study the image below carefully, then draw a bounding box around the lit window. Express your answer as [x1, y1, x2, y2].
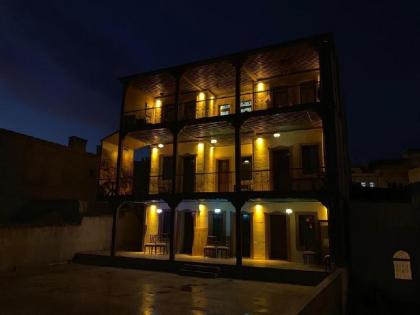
[240, 100, 252, 113]
[361, 182, 367, 187]
[219, 104, 230, 116]
[393, 250, 412, 280]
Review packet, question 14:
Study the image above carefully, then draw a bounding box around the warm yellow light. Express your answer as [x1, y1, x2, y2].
[255, 204, 263, 213]
[197, 142, 204, 151]
[155, 99, 162, 107]
[256, 137, 264, 145]
[256, 82, 265, 92]
[158, 143, 164, 148]
[285, 208, 293, 215]
[210, 95, 215, 100]
[273, 133, 281, 138]
[210, 139, 217, 144]
[150, 204, 157, 212]
[198, 92, 206, 101]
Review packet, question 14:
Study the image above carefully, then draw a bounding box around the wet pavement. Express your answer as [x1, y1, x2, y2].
[0, 264, 314, 314]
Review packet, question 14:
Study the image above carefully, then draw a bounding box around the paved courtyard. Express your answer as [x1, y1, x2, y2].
[0, 264, 314, 314]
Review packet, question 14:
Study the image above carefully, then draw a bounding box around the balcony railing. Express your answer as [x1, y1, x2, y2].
[123, 103, 176, 128]
[176, 171, 235, 193]
[99, 167, 325, 197]
[242, 168, 326, 192]
[122, 82, 320, 127]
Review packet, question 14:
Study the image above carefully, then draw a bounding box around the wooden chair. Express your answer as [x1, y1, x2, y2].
[204, 235, 217, 258]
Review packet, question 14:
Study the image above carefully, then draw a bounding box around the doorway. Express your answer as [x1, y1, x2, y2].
[241, 213, 252, 258]
[269, 214, 288, 260]
[273, 86, 289, 107]
[217, 159, 230, 192]
[183, 101, 196, 120]
[182, 155, 196, 192]
[182, 212, 194, 254]
[271, 148, 291, 192]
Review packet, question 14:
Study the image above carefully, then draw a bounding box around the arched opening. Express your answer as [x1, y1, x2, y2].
[393, 250, 412, 280]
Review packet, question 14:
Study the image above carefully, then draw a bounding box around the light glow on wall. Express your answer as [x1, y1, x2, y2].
[198, 92, 206, 101]
[256, 82, 265, 92]
[155, 99, 162, 107]
[197, 142, 204, 152]
[256, 137, 264, 146]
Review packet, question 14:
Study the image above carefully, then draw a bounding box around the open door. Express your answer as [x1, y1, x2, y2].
[271, 148, 291, 192]
[182, 155, 196, 193]
[269, 214, 288, 260]
[182, 212, 194, 254]
[217, 159, 230, 192]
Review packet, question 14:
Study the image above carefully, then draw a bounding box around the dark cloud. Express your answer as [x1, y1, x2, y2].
[0, 0, 419, 159]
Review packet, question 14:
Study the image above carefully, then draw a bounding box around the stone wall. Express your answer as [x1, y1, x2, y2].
[0, 215, 112, 271]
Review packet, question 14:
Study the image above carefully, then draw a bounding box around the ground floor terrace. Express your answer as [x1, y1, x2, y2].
[109, 198, 330, 272]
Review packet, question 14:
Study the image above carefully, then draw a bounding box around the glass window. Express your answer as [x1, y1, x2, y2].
[219, 104, 231, 116]
[297, 214, 317, 250]
[301, 144, 320, 174]
[240, 100, 252, 113]
[161, 156, 173, 180]
[300, 81, 317, 104]
[241, 156, 252, 180]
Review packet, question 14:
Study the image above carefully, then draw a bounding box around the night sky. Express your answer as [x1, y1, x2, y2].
[1, 1, 419, 163]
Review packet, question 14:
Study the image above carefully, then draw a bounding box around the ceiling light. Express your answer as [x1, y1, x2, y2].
[157, 208, 163, 214]
[158, 143, 164, 148]
[285, 208, 293, 215]
[273, 133, 281, 138]
[211, 139, 217, 144]
[214, 208, 221, 214]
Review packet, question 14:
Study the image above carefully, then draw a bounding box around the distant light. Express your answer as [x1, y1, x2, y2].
[157, 208, 163, 214]
[285, 208, 293, 215]
[158, 143, 164, 148]
[242, 213, 249, 218]
[243, 159, 250, 164]
[369, 182, 375, 188]
[361, 182, 366, 187]
[273, 133, 281, 138]
[214, 208, 221, 214]
[211, 139, 217, 144]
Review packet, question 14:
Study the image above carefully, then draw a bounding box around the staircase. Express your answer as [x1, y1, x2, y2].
[179, 264, 221, 278]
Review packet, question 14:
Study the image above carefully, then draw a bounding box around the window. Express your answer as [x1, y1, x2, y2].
[297, 214, 317, 250]
[210, 211, 224, 242]
[241, 156, 252, 180]
[300, 81, 317, 104]
[161, 156, 173, 180]
[219, 104, 231, 116]
[393, 250, 412, 280]
[240, 100, 252, 113]
[301, 144, 320, 174]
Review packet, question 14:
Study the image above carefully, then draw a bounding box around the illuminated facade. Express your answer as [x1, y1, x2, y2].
[99, 34, 349, 270]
